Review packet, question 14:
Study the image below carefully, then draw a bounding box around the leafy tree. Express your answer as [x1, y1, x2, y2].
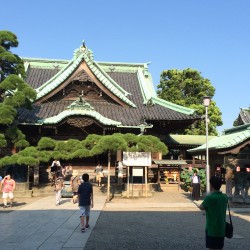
[83, 134, 102, 151]
[0, 30, 37, 151]
[0, 134, 168, 194]
[0, 133, 7, 147]
[37, 137, 56, 150]
[136, 135, 168, 154]
[157, 68, 222, 135]
[91, 133, 168, 200]
[91, 134, 129, 201]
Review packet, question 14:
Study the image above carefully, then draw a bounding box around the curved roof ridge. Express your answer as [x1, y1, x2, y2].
[188, 127, 250, 153]
[38, 109, 122, 126]
[151, 97, 196, 115]
[93, 62, 130, 96]
[36, 53, 84, 99]
[83, 54, 136, 108]
[22, 57, 69, 64]
[137, 67, 156, 105]
[34, 43, 136, 107]
[223, 124, 250, 135]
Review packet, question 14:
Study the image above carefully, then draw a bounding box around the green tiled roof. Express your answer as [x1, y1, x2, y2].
[33, 45, 136, 108]
[153, 160, 187, 165]
[25, 44, 196, 115]
[167, 134, 216, 145]
[150, 97, 195, 115]
[21, 41, 200, 130]
[23, 58, 69, 69]
[137, 65, 156, 102]
[38, 109, 122, 126]
[35, 53, 85, 98]
[188, 124, 250, 153]
[137, 66, 195, 115]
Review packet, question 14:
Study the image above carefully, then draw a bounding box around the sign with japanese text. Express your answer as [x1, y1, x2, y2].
[122, 152, 151, 166]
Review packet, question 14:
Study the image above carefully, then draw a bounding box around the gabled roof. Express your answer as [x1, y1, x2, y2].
[37, 98, 121, 126]
[188, 124, 250, 154]
[19, 41, 200, 130]
[236, 108, 250, 125]
[25, 45, 136, 108]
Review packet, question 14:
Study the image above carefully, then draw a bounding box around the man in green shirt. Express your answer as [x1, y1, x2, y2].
[199, 176, 228, 249]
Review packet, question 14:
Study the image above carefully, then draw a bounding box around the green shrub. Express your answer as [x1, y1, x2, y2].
[180, 168, 206, 193]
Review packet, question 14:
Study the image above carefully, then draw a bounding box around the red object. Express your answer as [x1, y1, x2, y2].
[236, 166, 240, 172]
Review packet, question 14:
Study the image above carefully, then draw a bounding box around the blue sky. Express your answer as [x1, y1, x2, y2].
[1, 0, 249, 133]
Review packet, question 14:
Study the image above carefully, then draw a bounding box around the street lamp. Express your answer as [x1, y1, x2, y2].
[203, 96, 211, 193]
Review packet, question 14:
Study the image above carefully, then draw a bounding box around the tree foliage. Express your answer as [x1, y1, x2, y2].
[157, 68, 223, 135]
[0, 134, 168, 168]
[0, 30, 37, 150]
[91, 134, 128, 155]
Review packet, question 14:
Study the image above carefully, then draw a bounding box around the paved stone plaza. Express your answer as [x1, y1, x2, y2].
[0, 186, 250, 250]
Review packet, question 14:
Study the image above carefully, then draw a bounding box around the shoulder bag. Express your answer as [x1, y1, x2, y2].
[225, 200, 233, 239]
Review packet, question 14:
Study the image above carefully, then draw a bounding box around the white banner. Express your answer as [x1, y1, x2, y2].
[122, 152, 151, 166]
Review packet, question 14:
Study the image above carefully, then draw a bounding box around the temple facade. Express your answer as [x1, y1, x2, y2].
[18, 41, 199, 146]
[2, 41, 203, 194]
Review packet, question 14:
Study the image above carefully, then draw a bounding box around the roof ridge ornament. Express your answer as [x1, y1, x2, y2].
[144, 63, 150, 78]
[146, 98, 154, 106]
[67, 94, 94, 111]
[73, 40, 94, 61]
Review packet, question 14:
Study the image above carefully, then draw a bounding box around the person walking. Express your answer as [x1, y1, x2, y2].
[54, 176, 64, 206]
[70, 174, 81, 204]
[191, 170, 200, 201]
[78, 173, 93, 233]
[199, 176, 228, 250]
[50, 159, 61, 185]
[0, 175, 2, 191]
[117, 161, 123, 186]
[95, 164, 103, 187]
[1, 174, 16, 208]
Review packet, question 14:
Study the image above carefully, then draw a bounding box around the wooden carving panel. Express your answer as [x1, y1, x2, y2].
[67, 118, 94, 128]
[73, 70, 93, 82]
[47, 69, 117, 104]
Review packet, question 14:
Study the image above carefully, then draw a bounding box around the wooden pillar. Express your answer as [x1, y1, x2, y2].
[117, 150, 122, 162]
[127, 166, 130, 198]
[225, 167, 233, 198]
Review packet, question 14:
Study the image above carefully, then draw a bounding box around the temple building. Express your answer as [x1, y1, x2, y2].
[18, 41, 199, 146]
[1, 41, 207, 196]
[188, 110, 250, 203]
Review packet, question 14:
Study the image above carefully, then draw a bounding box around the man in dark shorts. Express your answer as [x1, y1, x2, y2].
[78, 173, 93, 233]
[199, 176, 228, 249]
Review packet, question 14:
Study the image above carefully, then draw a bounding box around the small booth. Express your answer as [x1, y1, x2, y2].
[122, 152, 152, 197]
[153, 160, 188, 187]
